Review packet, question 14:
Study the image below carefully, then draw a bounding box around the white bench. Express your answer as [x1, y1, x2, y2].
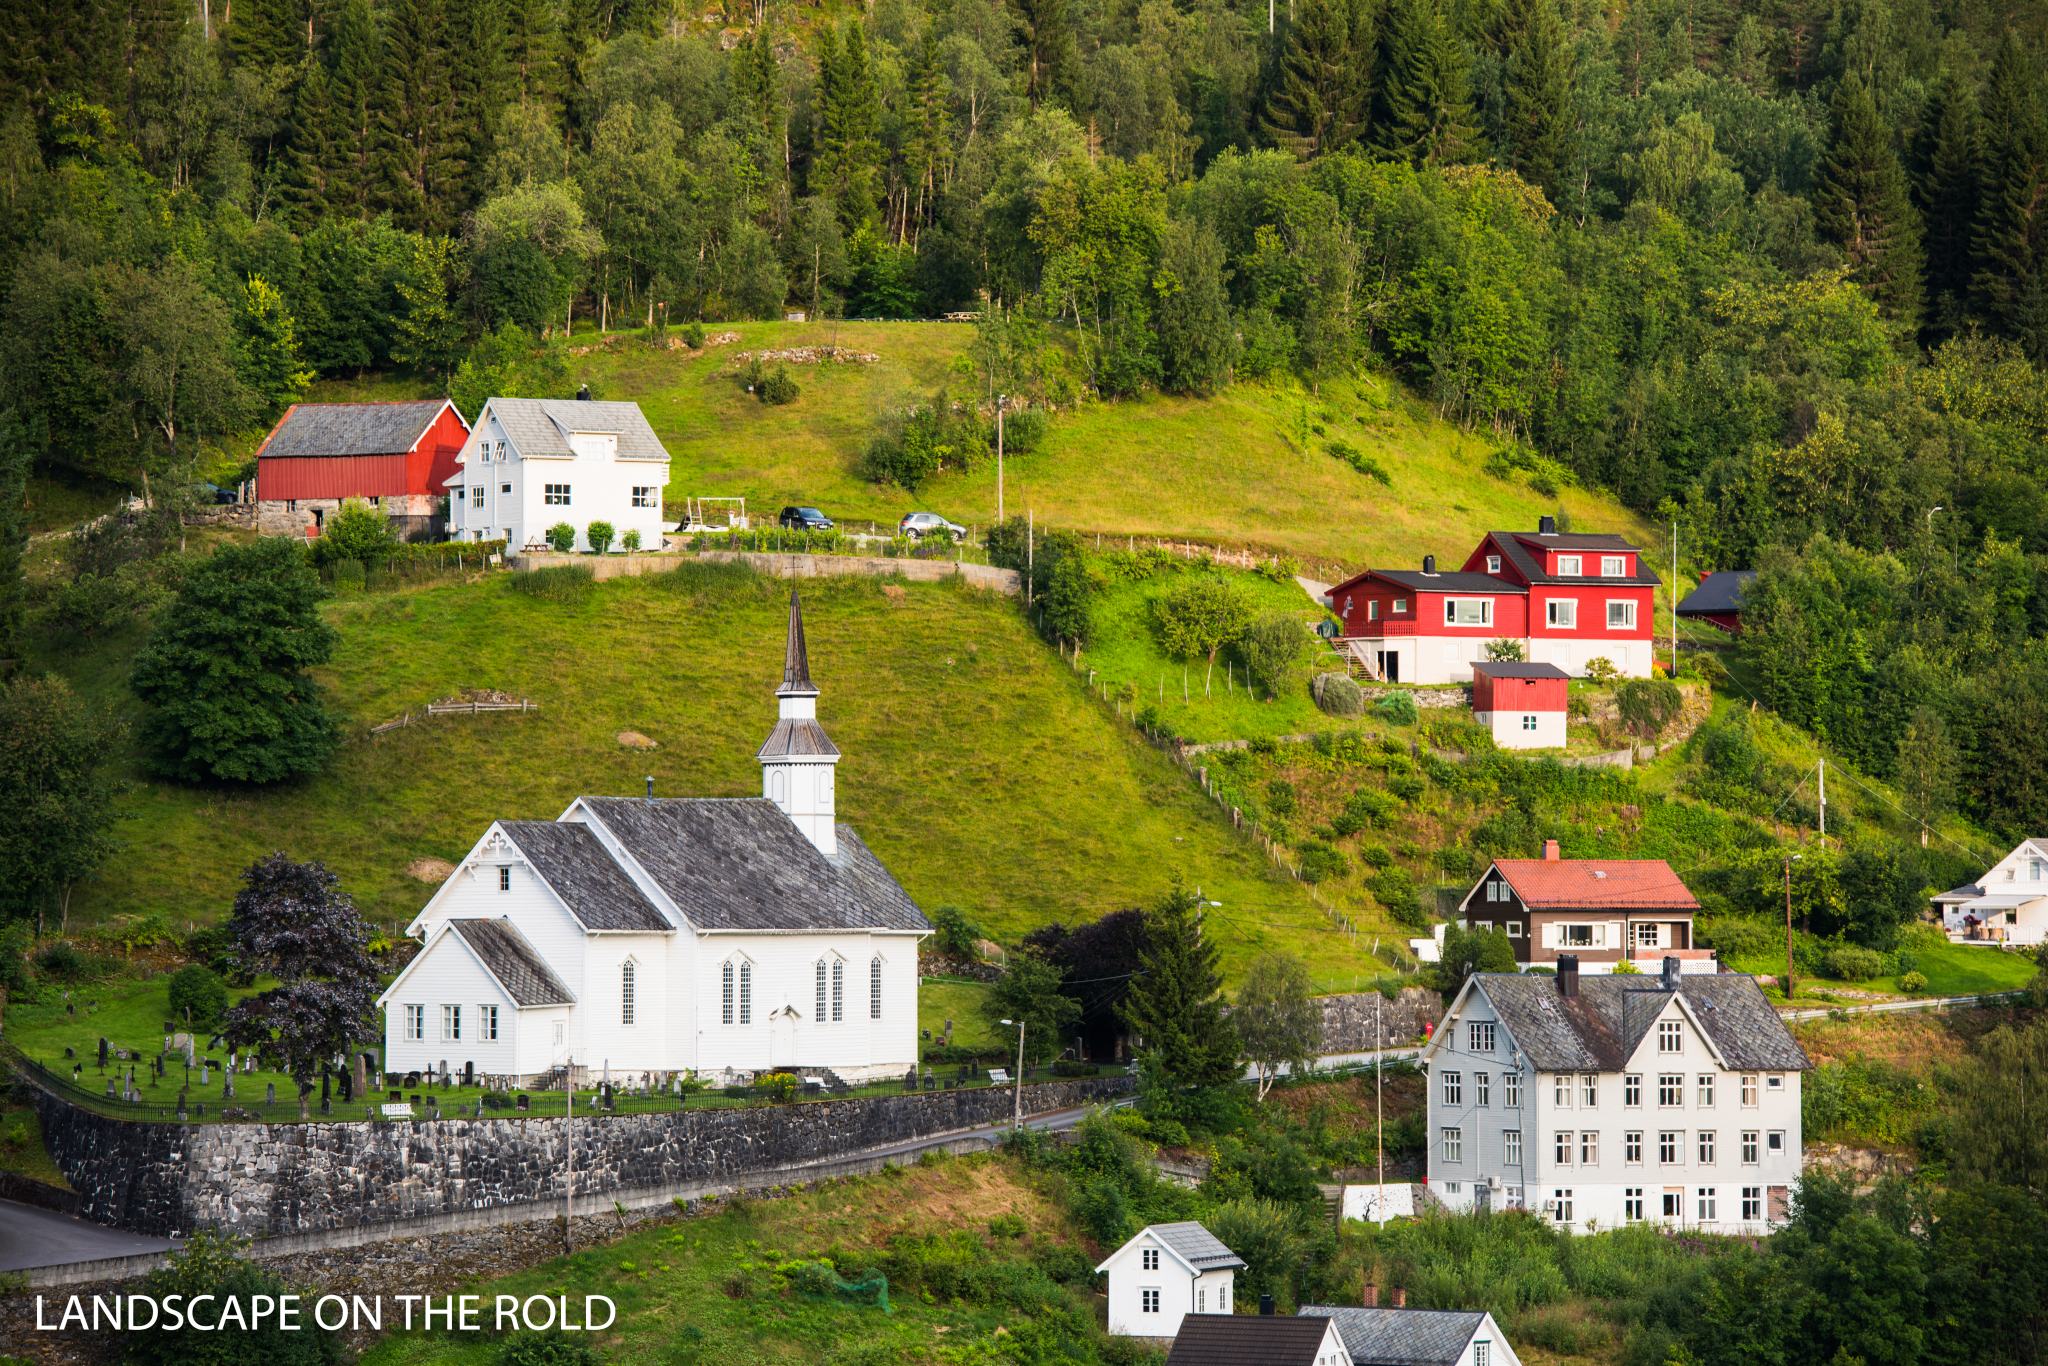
[987, 1069, 1011, 1085]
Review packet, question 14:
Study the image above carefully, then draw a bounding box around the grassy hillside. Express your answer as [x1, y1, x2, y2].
[35, 561, 1384, 983]
[307, 320, 1657, 574]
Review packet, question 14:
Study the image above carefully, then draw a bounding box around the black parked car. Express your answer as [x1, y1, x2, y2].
[779, 506, 834, 530]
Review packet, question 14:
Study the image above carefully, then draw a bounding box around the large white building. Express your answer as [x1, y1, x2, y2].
[445, 396, 670, 552]
[377, 593, 932, 1086]
[1420, 958, 1810, 1233]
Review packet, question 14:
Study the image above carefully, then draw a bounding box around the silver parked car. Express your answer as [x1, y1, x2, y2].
[899, 511, 967, 542]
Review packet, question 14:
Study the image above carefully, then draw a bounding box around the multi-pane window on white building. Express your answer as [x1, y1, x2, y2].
[1469, 1022, 1496, 1051]
[1555, 1131, 1573, 1164]
[1698, 1188, 1717, 1221]
[1742, 1075, 1759, 1107]
[1551, 1190, 1573, 1223]
[1660, 1074, 1684, 1107]
[1625, 1074, 1642, 1106]
[1659, 1131, 1680, 1164]
[1443, 1128, 1463, 1163]
[1581, 1074, 1598, 1107]
[471, 486, 484, 508]
[816, 961, 828, 1022]
[1504, 1072, 1521, 1107]
[1697, 1075, 1716, 1107]
[406, 1005, 425, 1040]
[480, 1005, 499, 1040]
[442, 1005, 461, 1042]
[1580, 1132, 1599, 1165]
[1142, 1248, 1159, 1270]
[1698, 1131, 1716, 1164]
[1554, 1075, 1571, 1108]
[544, 484, 572, 505]
[1660, 1021, 1683, 1053]
[1742, 1131, 1759, 1164]
[1625, 1188, 1645, 1221]
[1442, 1072, 1463, 1105]
[1504, 1130, 1522, 1166]
[1742, 1187, 1763, 1221]
[1476, 1072, 1491, 1107]
[1141, 1289, 1160, 1313]
[632, 486, 658, 508]
[740, 962, 752, 1022]
[831, 959, 844, 1021]
[499, 867, 511, 891]
[871, 957, 883, 1018]
[1625, 1131, 1643, 1163]
[621, 961, 636, 1025]
[722, 962, 735, 1024]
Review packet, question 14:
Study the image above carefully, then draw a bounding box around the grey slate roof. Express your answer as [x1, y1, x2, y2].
[498, 821, 673, 932]
[1489, 532, 1662, 587]
[578, 797, 931, 932]
[1470, 662, 1570, 680]
[1167, 1317, 1331, 1366]
[448, 918, 576, 1005]
[257, 400, 455, 458]
[1297, 1307, 1486, 1366]
[1471, 972, 1811, 1073]
[1152, 1221, 1247, 1271]
[1677, 569, 1757, 616]
[756, 719, 841, 758]
[486, 397, 669, 462]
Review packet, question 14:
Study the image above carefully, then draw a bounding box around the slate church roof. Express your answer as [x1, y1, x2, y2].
[1297, 1306, 1489, 1366]
[1465, 973, 1811, 1073]
[447, 918, 576, 1005]
[498, 820, 672, 932]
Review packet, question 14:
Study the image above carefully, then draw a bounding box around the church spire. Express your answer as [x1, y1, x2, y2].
[778, 590, 818, 697]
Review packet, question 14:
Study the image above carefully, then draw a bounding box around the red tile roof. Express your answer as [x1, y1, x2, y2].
[1493, 858, 1700, 910]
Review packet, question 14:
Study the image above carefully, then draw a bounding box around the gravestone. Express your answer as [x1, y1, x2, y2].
[267, 1083, 276, 1106]
[464, 1060, 475, 1087]
[319, 1071, 332, 1116]
[438, 1060, 449, 1087]
[97, 1038, 108, 1067]
[516, 1094, 529, 1111]
[162, 1035, 171, 1054]
[63, 1047, 73, 1060]
[222, 1069, 234, 1099]
[163, 1021, 174, 1034]
[340, 1070, 353, 1102]
[903, 1068, 918, 1093]
[408, 1094, 421, 1106]
[354, 1053, 368, 1098]
[104, 1080, 115, 1099]
[921, 1029, 930, 1041]
[943, 1019, 954, 1046]
[404, 1071, 422, 1088]
[199, 1061, 209, 1085]
[387, 1090, 400, 1102]
[923, 1074, 935, 1091]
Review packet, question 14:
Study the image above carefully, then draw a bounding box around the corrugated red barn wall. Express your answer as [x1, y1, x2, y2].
[411, 405, 469, 496]
[257, 454, 410, 500]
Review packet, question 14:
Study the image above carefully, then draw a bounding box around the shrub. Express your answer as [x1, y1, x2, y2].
[1242, 613, 1311, 696]
[1311, 671, 1363, 715]
[312, 499, 398, 569]
[1325, 438, 1392, 485]
[126, 1231, 344, 1366]
[33, 942, 87, 980]
[760, 366, 800, 404]
[329, 558, 365, 593]
[1483, 637, 1527, 662]
[1823, 944, 1886, 981]
[1616, 678, 1684, 739]
[1265, 780, 1297, 817]
[931, 906, 984, 958]
[1361, 844, 1394, 869]
[1584, 656, 1620, 683]
[168, 964, 229, 1026]
[1345, 788, 1398, 828]
[683, 321, 705, 348]
[1374, 690, 1418, 725]
[1439, 847, 1476, 878]
[546, 522, 576, 552]
[1002, 407, 1049, 453]
[621, 529, 641, 553]
[1297, 841, 1348, 883]
[1899, 970, 1928, 993]
[1368, 866, 1424, 925]
[502, 1329, 603, 1366]
[585, 520, 615, 555]
[1388, 773, 1426, 803]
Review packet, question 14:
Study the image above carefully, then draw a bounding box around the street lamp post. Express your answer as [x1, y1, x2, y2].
[1000, 1017, 1025, 1130]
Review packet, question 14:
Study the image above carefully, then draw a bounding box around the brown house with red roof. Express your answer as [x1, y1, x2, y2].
[1456, 840, 1709, 975]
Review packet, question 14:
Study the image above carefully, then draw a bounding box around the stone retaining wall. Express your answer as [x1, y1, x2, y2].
[1316, 989, 1443, 1053]
[34, 1075, 1129, 1240]
[506, 549, 1021, 594]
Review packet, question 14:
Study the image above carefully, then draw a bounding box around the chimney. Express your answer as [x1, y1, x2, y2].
[1558, 955, 1579, 999]
[1538, 515, 1557, 535]
[1544, 839, 1560, 861]
[1391, 1286, 1407, 1308]
[1422, 554, 1437, 575]
[1362, 1283, 1378, 1308]
[1260, 1294, 1275, 1316]
[645, 776, 654, 800]
[1662, 955, 1681, 990]
[576, 383, 593, 401]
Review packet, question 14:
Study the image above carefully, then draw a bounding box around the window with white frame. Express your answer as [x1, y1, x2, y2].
[1561, 923, 1597, 947]
[1445, 598, 1493, 625]
[1558, 555, 1583, 575]
[1625, 1074, 1642, 1106]
[722, 962, 736, 1024]
[1507, 922, 1522, 937]
[406, 1004, 425, 1040]
[1469, 1022, 1496, 1051]
[480, 1004, 499, 1040]
[1625, 1188, 1645, 1221]
[1555, 1131, 1573, 1164]
[1581, 1131, 1599, 1165]
[1582, 1074, 1598, 1107]
[1660, 1074, 1683, 1106]
[1504, 1072, 1521, 1107]
[1442, 1127, 1463, 1162]
[1552, 1189, 1573, 1223]
[1554, 1074, 1571, 1108]
[621, 961, 636, 1025]
[471, 486, 485, 508]
[442, 1004, 461, 1041]
[1660, 1021, 1683, 1053]
[1768, 1130, 1784, 1155]
[499, 867, 510, 891]
[501, 482, 511, 494]
[831, 959, 844, 1021]
[632, 486, 658, 508]
[1476, 1072, 1491, 1106]
[1197, 1288, 1206, 1313]
[1698, 1075, 1716, 1107]
[1608, 600, 1638, 628]
[1742, 1131, 1759, 1164]
[1698, 1187, 1717, 1221]
[494, 441, 506, 460]
[871, 957, 883, 1019]
[1635, 922, 1661, 947]
[1393, 598, 1407, 613]
[1548, 599, 1577, 627]
[554, 1020, 564, 1045]
[1698, 1131, 1716, 1164]
[1142, 1248, 1158, 1270]
[1486, 555, 1502, 573]
[1659, 1131, 1680, 1164]
[1742, 1187, 1763, 1221]
[1475, 1343, 1490, 1366]
[1626, 1131, 1643, 1163]
[816, 960, 828, 1022]
[544, 484, 572, 505]
[740, 962, 752, 1022]
[1602, 556, 1627, 576]
[1367, 600, 1379, 621]
[1504, 1130, 1522, 1165]
[1742, 1075, 1759, 1106]
[1442, 1071, 1463, 1105]
[1517, 713, 1536, 731]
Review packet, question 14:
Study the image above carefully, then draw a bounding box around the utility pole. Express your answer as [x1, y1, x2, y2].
[1818, 759, 1827, 848]
[1001, 1018, 1026, 1130]
[1026, 509, 1033, 606]
[1671, 521, 1678, 677]
[997, 395, 1006, 524]
[563, 1058, 575, 1253]
[1784, 855, 1801, 998]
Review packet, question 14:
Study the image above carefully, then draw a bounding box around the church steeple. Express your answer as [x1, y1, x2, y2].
[757, 590, 841, 858]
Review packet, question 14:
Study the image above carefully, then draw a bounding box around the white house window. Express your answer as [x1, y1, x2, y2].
[1504, 1072, 1520, 1107]
[1445, 598, 1492, 626]
[1506, 923, 1521, 938]
[1660, 1074, 1683, 1106]
[1742, 1076, 1758, 1107]
[500, 482, 511, 494]
[1602, 556, 1627, 576]
[1476, 1344, 1490, 1366]
[1660, 1022, 1683, 1053]
[1768, 1131, 1784, 1154]
[632, 486, 658, 508]
[622, 961, 636, 1025]
[740, 962, 752, 1022]
[1392, 598, 1407, 613]
[1468, 1022, 1495, 1052]
[545, 484, 572, 505]
[1442, 1127, 1463, 1162]
[1698, 1187, 1717, 1221]
[816, 960, 828, 1022]
[1522, 715, 1538, 731]
[1659, 1131, 1680, 1164]
[1766, 1075, 1783, 1090]
[499, 867, 511, 891]
[871, 957, 883, 1019]
[1625, 1188, 1644, 1220]
[1476, 1072, 1490, 1106]
[1142, 1248, 1159, 1270]
[1504, 1130, 1522, 1165]
[1742, 1131, 1759, 1164]
[1442, 1071, 1462, 1105]
[1198, 1288, 1205, 1312]
[1626, 1131, 1643, 1163]
[1554, 1074, 1571, 1108]
[831, 959, 844, 1022]
[1742, 1186, 1763, 1221]
[1552, 1189, 1573, 1223]
[442, 1004, 461, 1042]
[1636, 922, 1662, 947]
[1554, 1131, 1572, 1164]
[1698, 1131, 1716, 1164]
[1367, 599, 1379, 621]
[1558, 555, 1582, 575]
[722, 962, 735, 1024]
[494, 441, 506, 460]
[471, 486, 485, 509]
[1625, 1074, 1643, 1106]
[1562, 924, 1596, 947]
[1547, 600, 1576, 627]
[1582, 1074, 1598, 1107]
[1581, 1131, 1599, 1165]
[1486, 555, 1502, 573]
[1698, 1075, 1716, 1107]
[1608, 600, 1638, 628]
[406, 1005, 425, 1040]
[554, 1021, 564, 1045]
[481, 1005, 499, 1040]
[1141, 1289, 1160, 1313]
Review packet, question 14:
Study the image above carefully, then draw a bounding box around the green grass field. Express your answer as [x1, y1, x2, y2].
[303, 320, 1656, 576]
[32, 563, 1385, 984]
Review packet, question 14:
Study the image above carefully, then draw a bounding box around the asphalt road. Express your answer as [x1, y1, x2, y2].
[0, 1199, 177, 1273]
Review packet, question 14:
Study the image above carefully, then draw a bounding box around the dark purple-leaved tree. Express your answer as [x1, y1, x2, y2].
[220, 853, 380, 1119]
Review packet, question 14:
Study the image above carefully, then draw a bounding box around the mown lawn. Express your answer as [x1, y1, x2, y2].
[35, 565, 1389, 983]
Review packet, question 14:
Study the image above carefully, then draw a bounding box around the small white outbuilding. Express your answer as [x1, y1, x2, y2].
[1097, 1222, 1244, 1338]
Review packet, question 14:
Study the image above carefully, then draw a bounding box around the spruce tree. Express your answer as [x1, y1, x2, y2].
[448, 0, 509, 210]
[1975, 32, 2048, 358]
[905, 30, 950, 236]
[282, 63, 339, 223]
[1261, 0, 1374, 160]
[1498, 0, 1572, 199]
[505, 0, 565, 117]
[320, 0, 381, 218]
[1375, 0, 1479, 165]
[371, 0, 466, 234]
[1120, 882, 1241, 1091]
[1912, 67, 1978, 329]
[816, 21, 881, 228]
[1813, 75, 1925, 325]
[225, 0, 303, 71]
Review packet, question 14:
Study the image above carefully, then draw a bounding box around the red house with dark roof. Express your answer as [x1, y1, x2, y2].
[1328, 516, 1660, 682]
[254, 399, 469, 542]
[1457, 840, 1708, 973]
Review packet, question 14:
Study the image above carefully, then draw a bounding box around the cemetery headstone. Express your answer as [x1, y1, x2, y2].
[903, 1068, 918, 1093]
[66, 1003, 74, 1016]
[62, 1047, 73, 1060]
[354, 1053, 368, 1098]
[516, 1094, 529, 1111]
[319, 1071, 332, 1115]
[339, 1070, 353, 1103]
[943, 1019, 954, 1045]
[404, 1071, 421, 1088]
[199, 1061, 209, 1086]
[464, 1060, 475, 1087]
[97, 1037, 108, 1067]
[105, 1080, 115, 1099]
[267, 1083, 276, 1106]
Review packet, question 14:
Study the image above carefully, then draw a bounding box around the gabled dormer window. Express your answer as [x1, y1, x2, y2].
[1486, 555, 1502, 573]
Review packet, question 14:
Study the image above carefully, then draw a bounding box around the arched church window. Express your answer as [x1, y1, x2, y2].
[722, 961, 735, 1024]
[622, 961, 636, 1025]
[831, 959, 844, 1021]
[871, 957, 883, 1019]
[816, 960, 828, 1022]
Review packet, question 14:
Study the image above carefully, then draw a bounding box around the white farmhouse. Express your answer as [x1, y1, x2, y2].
[1097, 1222, 1244, 1338]
[377, 593, 932, 1086]
[445, 396, 670, 552]
[1934, 838, 2048, 943]
[1420, 957, 1810, 1233]
[1300, 1304, 1522, 1366]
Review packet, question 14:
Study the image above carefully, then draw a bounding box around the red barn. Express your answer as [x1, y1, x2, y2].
[1470, 661, 1569, 748]
[254, 400, 470, 542]
[1676, 569, 1757, 635]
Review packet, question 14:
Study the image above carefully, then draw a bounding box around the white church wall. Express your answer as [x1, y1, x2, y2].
[693, 933, 923, 1081]
[576, 933, 673, 1080]
[383, 934, 518, 1080]
[518, 1005, 572, 1081]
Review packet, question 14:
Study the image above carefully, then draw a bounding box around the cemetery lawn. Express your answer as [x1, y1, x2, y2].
[305, 319, 1657, 575]
[919, 980, 997, 1055]
[353, 1148, 1118, 1366]
[37, 567, 1385, 984]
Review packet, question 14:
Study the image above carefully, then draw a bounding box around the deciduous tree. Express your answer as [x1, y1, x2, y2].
[1154, 575, 1254, 693]
[1235, 952, 1320, 1101]
[0, 675, 126, 936]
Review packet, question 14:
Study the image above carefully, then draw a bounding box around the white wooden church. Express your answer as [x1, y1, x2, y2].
[378, 593, 933, 1087]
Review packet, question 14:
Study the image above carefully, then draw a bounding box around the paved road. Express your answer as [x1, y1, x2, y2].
[0, 1198, 177, 1272]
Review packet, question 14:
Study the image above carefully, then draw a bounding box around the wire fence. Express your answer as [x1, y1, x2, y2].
[1, 1043, 1106, 1128]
